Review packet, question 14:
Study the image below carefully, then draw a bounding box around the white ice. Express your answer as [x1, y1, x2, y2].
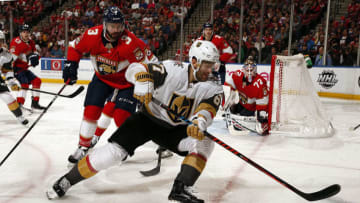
[0, 83, 359, 203]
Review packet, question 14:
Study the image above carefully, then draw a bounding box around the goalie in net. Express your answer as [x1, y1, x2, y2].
[223, 56, 269, 136]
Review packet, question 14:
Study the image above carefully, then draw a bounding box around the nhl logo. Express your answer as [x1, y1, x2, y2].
[317, 70, 338, 89]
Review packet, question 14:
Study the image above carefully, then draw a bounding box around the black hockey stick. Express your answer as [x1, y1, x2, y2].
[152, 98, 341, 201]
[139, 146, 164, 176]
[0, 83, 69, 167]
[22, 86, 85, 98]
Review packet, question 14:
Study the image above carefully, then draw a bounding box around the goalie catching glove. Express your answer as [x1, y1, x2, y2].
[133, 72, 154, 104]
[187, 115, 207, 140]
[256, 110, 269, 136]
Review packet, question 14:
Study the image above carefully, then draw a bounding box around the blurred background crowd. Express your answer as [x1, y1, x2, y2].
[0, 0, 359, 66]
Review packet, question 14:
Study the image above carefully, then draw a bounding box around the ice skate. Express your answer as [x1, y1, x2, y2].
[68, 146, 89, 164]
[168, 180, 204, 203]
[90, 135, 100, 148]
[46, 176, 71, 200]
[17, 115, 29, 126]
[31, 98, 46, 111]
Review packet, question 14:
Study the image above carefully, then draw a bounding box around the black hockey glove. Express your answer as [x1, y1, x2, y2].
[27, 53, 39, 67]
[63, 60, 79, 85]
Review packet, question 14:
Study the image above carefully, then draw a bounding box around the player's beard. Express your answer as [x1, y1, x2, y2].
[196, 70, 209, 82]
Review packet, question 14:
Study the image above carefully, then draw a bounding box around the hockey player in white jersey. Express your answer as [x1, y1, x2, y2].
[0, 30, 28, 125]
[46, 40, 222, 203]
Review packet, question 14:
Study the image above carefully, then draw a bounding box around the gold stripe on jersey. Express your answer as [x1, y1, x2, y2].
[182, 153, 207, 173]
[135, 72, 153, 82]
[194, 103, 217, 118]
[8, 101, 19, 111]
[78, 156, 97, 179]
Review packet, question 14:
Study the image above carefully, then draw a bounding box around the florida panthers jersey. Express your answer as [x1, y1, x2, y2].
[9, 37, 37, 71]
[198, 35, 233, 63]
[225, 70, 268, 112]
[126, 60, 223, 127]
[68, 25, 157, 89]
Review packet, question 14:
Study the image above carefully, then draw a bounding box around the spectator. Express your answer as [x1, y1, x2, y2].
[50, 44, 64, 58]
[314, 46, 332, 66]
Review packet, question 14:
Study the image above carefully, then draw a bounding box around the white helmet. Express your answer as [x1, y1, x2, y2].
[188, 40, 219, 68]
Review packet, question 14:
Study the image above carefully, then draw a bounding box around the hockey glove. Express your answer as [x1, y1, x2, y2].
[187, 116, 206, 140]
[27, 53, 39, 67]
[6, 77, 21, 91]
[133, 72, 154, 105]
[63, 60, 79, 85]
[256, 110, 269, 135]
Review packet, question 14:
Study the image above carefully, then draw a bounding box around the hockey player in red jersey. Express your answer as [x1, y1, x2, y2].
[10, 24, 44, 110]
[47, 39, 221, 203]
[198, 22, 234, 84]
[0, 30, 29, 125]
[63, 6, 158, 164]
[224, 57, 269, 135]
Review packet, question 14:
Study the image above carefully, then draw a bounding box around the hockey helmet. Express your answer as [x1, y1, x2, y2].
[203, 22, 213, 29]
[19, 24, 31, 32]
[242, 56, 257, 83]
[103, 6, 125, 24]
[189, 40, 219, 67]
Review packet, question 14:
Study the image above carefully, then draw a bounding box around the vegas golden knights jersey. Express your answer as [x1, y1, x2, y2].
[127, 60, 224, 127]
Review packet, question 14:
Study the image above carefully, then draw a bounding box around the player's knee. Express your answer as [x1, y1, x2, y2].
[31, 77, 42, 88]
[102, 102, 116, 117]
[178, 137, 214, 159]
[84, 105, 102, 121]
[88, 142, 128, 171]
[113, 108, 131, 127]
[194, 137, 214, 159]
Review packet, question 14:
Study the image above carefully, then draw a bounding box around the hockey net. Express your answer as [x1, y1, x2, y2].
[268, 54, 334, 137]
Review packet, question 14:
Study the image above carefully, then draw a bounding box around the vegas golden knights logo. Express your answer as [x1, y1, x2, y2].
[167, 94, 194, 123]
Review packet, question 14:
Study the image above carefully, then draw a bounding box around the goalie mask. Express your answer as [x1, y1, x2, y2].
[242, 58, 257, 83]
[189, 40, 219, 82]
[103, 6, 125, 42]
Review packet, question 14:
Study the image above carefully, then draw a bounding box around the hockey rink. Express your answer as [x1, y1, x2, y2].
[0, 83, 359, 203]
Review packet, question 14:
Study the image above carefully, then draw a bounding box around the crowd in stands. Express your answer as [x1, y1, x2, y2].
[0, 0, 358, 66]
[176, 0, 359, 66]
[1, 0, 198, 59]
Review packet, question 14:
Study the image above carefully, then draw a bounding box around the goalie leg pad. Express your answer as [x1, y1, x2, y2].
[88, 142, 128, 171]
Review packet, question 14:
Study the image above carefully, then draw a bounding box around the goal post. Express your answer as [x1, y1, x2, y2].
[268, 54, 334, 137]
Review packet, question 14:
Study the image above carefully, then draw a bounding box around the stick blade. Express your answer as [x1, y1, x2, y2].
[303, 184, 341, 201]
[68, 86, 85, 98]
[139, 166, 160, 177]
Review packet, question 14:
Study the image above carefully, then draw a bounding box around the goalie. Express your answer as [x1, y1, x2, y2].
[224, 57, 269, 135]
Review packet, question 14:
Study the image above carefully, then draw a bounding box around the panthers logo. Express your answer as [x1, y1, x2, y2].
[167, 94, 194, 123]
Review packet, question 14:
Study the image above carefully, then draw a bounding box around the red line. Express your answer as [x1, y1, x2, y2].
[212, 136, 268, 203]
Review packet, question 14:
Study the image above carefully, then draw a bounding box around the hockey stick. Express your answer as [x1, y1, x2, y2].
[152, 98, 341, 201]
[349, 124, 360, 131]
[21, 86, 85, 98]
[0, 83, 69, 167]
[139, 146, 164, 176]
